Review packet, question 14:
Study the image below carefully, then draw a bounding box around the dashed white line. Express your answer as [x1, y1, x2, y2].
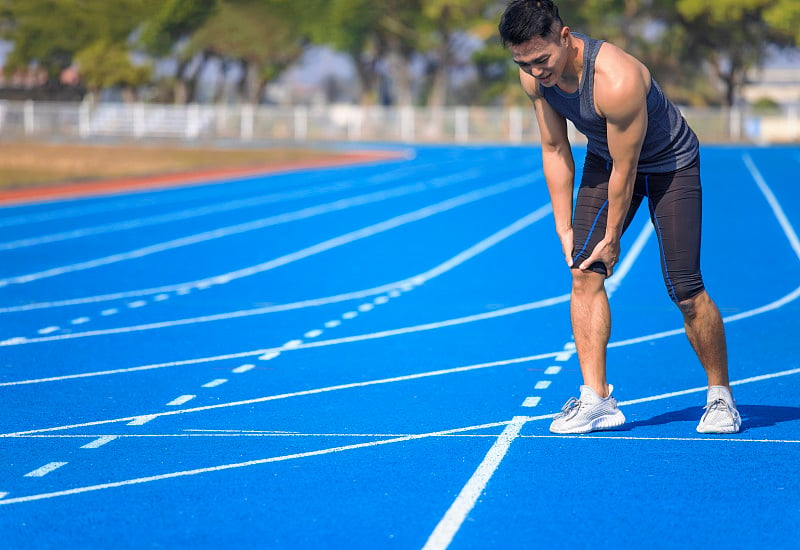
[81, 435, 119, 449]
[232, 364, 255, 374]
[0, 337, 27, 346]
[259, 352, 280, 361]
[100, 308, 119, 316]
[154, 294, 170, 302]
[521, 397, 541, 408]
[358, 303, 374, 312]
[304, 329, 323, 339]
[166, 395, 196, 407]
[544, 366, 562, 375]
[534, 381, 551, 390]
[127, 415, 158, 426]
[70, 317, 90, 325]
[0, 492, 7, 499]
[283, 340, 303, 349]
[127, 300, 147, 309]
[25, 462, 68, 478]
[324, 320, 342, 329]
[342, 311, 358, 320]
[37, 326, 60, 335]
[202, 379, 228, 388]
[374, 296, 390, 305]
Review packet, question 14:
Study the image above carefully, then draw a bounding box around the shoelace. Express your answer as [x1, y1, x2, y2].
[559, 397, 581, 417]
[704, 398, 740, 419]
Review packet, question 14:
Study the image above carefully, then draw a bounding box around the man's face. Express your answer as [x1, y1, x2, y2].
[509, 28, 568, 87]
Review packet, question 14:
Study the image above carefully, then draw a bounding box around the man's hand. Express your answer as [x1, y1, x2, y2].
[579, 237, 620, 277]
[559, 228, 574, 268]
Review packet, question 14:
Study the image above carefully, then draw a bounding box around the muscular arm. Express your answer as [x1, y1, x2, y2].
[522, 69, 576, 266]
[579, 46, 649, 276]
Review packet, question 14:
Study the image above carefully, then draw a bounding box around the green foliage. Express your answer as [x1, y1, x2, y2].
[75, 40, 151, 92]
[1, 0, 160, 78]
[139, 0, 219, 57]
[764, 0, 800, 44]
[0, 0, 795, 105]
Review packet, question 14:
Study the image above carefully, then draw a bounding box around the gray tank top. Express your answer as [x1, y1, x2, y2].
[541, 33, 698, 173]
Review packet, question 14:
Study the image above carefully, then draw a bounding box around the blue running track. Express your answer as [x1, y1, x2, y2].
[0, 144, 798, 548]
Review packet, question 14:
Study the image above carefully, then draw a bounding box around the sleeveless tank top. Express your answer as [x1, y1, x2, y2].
[541, 33, 698, 173]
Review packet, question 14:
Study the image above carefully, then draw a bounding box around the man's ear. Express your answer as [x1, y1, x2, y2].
[560, 26, 570, 45]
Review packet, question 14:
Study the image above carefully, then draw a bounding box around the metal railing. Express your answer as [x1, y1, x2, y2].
[1, 100, 797, 144]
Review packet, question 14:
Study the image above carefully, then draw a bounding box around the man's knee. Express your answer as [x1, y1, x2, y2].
[571, 268, 605, 295]
[677, 290, 707, 320]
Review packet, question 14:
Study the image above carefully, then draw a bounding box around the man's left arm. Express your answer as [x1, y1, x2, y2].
[578, 62, 649, 277]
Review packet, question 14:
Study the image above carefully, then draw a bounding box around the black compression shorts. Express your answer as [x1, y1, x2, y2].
[571, 152, 706, 303]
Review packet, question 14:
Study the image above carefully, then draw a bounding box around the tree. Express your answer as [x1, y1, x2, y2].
[138, 0, 219, 103]
[672, 0, 798, 106]
[1, 0, 159, 93]
[186, 0, 305, 104]
[75, 40, 152, 101]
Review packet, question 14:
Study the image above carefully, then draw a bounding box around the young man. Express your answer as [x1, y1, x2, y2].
[498, 0, 741, 434]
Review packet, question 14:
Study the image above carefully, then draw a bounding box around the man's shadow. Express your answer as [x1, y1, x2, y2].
[619, 404, 800, 433]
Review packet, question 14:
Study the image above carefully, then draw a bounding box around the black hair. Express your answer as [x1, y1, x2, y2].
[498, 0, 564, 47]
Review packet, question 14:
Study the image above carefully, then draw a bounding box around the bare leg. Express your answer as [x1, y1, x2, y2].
[570, 269, 611, 398]
[678, 290, 730, 389]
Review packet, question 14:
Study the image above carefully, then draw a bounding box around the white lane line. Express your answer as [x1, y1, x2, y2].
[0, 492, 7, 499]
[70, 317, 90, 325]
[3, 279, 798, 391]
[422, 416, 528, 550]
[166, 395, 196, 406]
[374, 296, 390, 305]
[2, 406, 796, 508]
[324, 320, 342, 329]
[154, 294, 170, 302]
[534, 381, 551, 390]
[81, 435, 119, 449]
[24, 462, 68, 477]
[521, 397, 541, 408]
[0, 204, 551, 341]
[605, 222, 654, 298]
[304, 330, 323, 339]
[127, 415, 158, 426]
[743, 153, 800, 259]
[127, 300, 147, 309]
[0, 173, 536, 288]
[342, 312, 358, 320]
[544, 366, 562, 375]
[0, 164, 469, 251]
[283, 340, 303, 349]
[37, 326, 60, 335]
[0, 183, 548, 318]
[202, 379, 228, 388]
[100, 308, 118, 316]
[259, 352, 280, 361]
[2, 354, 569, 437]
[358, 303, 374, 312]
[232, 364, 255, 374]
[0, 420, 517, 506]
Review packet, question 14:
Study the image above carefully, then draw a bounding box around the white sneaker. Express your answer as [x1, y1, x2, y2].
[696, 385, 741, 434]
[549, 384, 626, 434]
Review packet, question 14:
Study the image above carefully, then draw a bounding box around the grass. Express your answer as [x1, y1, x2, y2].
[0, 142, 339, 190]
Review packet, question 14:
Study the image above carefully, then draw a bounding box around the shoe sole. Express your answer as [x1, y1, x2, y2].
[696, 422, 741, 434]
[549, 410, 626, 434]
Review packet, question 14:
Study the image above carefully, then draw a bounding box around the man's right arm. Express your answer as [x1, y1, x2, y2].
[521, 69, 576, 267]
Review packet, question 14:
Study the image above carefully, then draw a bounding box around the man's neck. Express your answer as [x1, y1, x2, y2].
[556, 35, 584, 94]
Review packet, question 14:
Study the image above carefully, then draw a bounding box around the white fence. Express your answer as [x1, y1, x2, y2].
[0, 100, 797, 144]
